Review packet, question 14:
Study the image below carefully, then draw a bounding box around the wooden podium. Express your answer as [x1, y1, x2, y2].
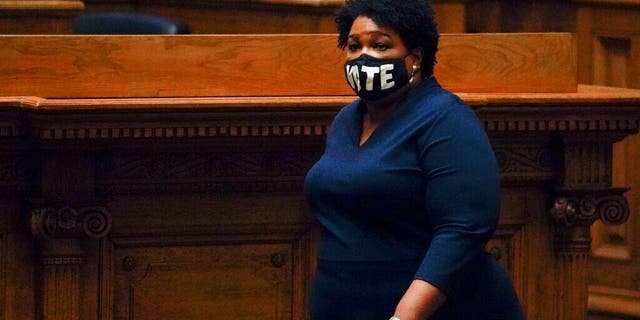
[0, 33, 639, 320]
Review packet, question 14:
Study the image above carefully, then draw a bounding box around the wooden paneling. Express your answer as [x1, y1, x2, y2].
[0, 33, 639, 320]
[465, 2, 640, 319]
[0, 0, 466, 36]
[0, 202, 36, 320]
[466, 0, 576, 34]
[584, 5, 640, 320]
[433, 2, 466, 33]
[0, 33, 577, 99]
[113, 244, 293, 319]
[593, 37, 631, 88]
[0, 124, 35, 320]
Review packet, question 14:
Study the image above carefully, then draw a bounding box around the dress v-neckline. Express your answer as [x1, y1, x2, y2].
[350, 78, 438, 149]
[354, 101, 399, 149]
[358, 116, 377, 147]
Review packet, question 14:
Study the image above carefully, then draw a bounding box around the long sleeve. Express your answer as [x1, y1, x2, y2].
[413, 99, 500, 297]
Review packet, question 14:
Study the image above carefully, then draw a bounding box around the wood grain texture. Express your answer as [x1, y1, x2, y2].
[113, 244, 293, 319]
[437, 33, 576, 93]
[0, 0, 84, 10]
[0, 33, 577, 98]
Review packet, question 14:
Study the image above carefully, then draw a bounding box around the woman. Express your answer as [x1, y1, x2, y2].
[303, 0, 525, 319]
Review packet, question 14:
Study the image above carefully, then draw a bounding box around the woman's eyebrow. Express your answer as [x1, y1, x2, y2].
[349, 31, 392, 39]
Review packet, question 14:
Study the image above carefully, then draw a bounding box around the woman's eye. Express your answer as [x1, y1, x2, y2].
[374, 43, 389, 51]
[347, 43, 361, 52]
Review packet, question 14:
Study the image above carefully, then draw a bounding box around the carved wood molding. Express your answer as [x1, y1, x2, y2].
[36, 122, 330, 140]
[95, 149, 321, 194]
[551, 188, 630, 227]
[21, 102, 640, 141]
[31, 120, 637, 140]
[0, 91, 638, 143]
[31, 204, 112, 240]
[0, 124, 19, 138]
[28, 107, 338, 141]
[494, 145, 554, 182]
[93, 144, 553, 195]
[475, 104, 640, 137]
[550, 187, 630, 254]
[30, 116, 639, 141]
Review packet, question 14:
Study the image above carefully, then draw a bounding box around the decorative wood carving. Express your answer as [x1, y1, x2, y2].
[95, 149, 322, 194]
[30, 204, 111, 320]
[551, 188, 630, 253]
[494, 145, 554, 182]
[31, 205, 111, 240]
[552, 189, 630, 227]
[549, 188, 630, 320]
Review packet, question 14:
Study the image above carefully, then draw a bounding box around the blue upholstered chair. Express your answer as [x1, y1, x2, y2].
[73, 13, 191, 35]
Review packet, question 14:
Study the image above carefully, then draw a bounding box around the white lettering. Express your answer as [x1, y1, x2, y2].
[361, 65, 380, 91]
[346, 65, 361, 91]
[380, 64, 395, 90]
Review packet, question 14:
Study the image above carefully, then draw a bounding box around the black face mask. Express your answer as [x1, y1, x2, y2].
[344, 54, 410, 101]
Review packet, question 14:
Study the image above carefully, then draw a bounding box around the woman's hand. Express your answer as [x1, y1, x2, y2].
[392, 279, 446, 320]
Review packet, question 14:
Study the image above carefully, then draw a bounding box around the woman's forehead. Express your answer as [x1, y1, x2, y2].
[349, 16, 400, 39]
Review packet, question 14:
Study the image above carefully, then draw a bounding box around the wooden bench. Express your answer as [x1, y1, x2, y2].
[0, 33, 639, 320]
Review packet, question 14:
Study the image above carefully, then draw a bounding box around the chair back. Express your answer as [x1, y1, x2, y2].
[73, 13, 191, 35]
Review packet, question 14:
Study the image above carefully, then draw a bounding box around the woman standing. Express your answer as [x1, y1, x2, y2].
[303, 0, 525, 319]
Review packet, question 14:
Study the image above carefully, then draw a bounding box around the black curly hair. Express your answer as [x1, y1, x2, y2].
[335, 0, 439, 78]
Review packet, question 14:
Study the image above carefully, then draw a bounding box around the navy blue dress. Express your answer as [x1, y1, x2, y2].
[303, 77, 524, 319]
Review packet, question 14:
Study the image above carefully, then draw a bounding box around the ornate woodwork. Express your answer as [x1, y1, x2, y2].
[466, 2, 640, 317]
[0, 33, 639, 320]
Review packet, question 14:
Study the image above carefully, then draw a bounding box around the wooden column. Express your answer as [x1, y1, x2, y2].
[31, 204, 111, 320]
[550, 137, 630, 319]
[29, 149, 112, 320]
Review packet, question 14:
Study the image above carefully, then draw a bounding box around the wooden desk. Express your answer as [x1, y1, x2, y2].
[0, 33, 639, 320]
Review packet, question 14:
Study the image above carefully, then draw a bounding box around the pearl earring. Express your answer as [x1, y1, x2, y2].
[410, 65, 420, 84]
